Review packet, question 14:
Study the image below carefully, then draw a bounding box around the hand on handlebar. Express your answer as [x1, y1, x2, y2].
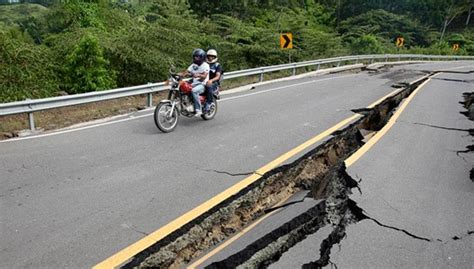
[177, 72, 191, 78]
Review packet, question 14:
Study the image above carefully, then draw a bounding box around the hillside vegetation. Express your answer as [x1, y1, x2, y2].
[0, 0, 472, 102]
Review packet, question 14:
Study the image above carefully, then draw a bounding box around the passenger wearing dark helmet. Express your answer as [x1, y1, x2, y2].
[182, 49, 210, 116]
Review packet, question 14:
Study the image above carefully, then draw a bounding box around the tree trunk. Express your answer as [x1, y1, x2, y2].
[440, 19, 448, 41]
[466, 7, 473, 26]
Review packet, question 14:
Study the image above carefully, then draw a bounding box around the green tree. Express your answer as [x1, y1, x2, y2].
[349, 34, 385, 54]
[17, 15, 45, 44]
[338, 10, 432, 48]
[45, 0, 105, 33]
[64, 33, 116, 94]
[0, 30, 58, 102]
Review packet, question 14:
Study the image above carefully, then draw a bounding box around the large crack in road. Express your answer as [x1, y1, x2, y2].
[460, 91, 474, 182]
[206, 163, 434, 269]
[122, 72, 472, 268]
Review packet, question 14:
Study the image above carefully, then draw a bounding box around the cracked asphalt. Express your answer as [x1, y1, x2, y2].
[192, 65, 474, 268]
[328, 70, 474, 268]
[1, 61, 472, 268]
[268, 69, 473, 268]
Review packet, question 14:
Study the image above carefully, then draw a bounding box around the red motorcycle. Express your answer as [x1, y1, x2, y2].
[154, 71, 218, 133]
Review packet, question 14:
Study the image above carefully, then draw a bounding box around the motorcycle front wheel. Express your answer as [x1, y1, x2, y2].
[154, 102, 179, 133]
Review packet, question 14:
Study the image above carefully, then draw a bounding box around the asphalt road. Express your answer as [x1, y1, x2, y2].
[204, 66, 473, 268]
[0, 61, 472, 268]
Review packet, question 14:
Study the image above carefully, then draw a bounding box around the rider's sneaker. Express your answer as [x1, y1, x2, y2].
[195, 110, 202, 117]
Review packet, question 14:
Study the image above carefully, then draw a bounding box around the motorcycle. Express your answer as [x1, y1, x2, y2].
[154, 71, 219, 133]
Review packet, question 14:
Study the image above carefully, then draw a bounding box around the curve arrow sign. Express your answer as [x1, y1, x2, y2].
[280, 33, 293, 49]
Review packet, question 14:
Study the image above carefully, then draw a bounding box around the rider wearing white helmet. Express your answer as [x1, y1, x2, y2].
[205, 49, 223, 110]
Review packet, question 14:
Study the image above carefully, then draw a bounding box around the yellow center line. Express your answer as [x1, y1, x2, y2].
[366, 74, 431, 109]
[93, 81, 423, 269]
[256, 114, 360, 175]
[345, 76, 433, 167]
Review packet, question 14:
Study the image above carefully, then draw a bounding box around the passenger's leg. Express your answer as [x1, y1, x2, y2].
[213, 83, 220, 99]
[205, 84, 216, 111]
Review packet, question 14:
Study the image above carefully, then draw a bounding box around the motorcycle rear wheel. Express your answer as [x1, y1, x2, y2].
[154, 102, 179, 133]
[201, 101, 217, 120]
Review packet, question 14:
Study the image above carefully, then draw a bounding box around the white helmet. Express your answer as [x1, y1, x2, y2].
[206, 49, 218, 63]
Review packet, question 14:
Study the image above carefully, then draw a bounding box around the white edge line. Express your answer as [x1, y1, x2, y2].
[0, 113, 153, 143]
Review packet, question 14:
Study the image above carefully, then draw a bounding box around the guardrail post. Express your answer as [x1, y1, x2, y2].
[28, 112, 35, 131]
[316, 63, 320, 71]
[146, 83, 153, 107]
[337, 58, 341, 67]
[259, 70, 264, 82]
[370, 58, 374, 64]
[147, 93, 153, 107]
[292, 65, 296, 76]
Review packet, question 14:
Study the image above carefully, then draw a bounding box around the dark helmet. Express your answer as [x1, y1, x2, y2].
[192, 48, 206, 65]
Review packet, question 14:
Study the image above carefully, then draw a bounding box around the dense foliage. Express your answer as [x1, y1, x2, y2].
[0, 0, 472, 102]
[64, 33, 116, 94]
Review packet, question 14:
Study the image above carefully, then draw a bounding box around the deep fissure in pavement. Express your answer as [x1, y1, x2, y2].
[205, 164, 365, 269]
[460, 91, 474, 181]
[124, 76, 431, 269]
[125, 119, 365, 269]
[206, 199, 327, 269]
[302, 167, 364, 269]
[207, 163, 433, 269]
[460, 91, 474, 120]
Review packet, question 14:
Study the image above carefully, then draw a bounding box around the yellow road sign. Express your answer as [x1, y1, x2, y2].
[452, 43, 460, 51]
[396, 37, 404, 47]
[280, 33, 293, 49]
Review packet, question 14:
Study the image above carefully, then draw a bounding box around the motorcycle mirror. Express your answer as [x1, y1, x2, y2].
[169, 65, 177, 74]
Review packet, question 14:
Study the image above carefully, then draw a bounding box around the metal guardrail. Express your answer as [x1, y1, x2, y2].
[1, 54, 473, 130]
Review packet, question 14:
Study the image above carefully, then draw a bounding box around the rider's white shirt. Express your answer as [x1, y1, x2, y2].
[187, 62, 210, 86]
